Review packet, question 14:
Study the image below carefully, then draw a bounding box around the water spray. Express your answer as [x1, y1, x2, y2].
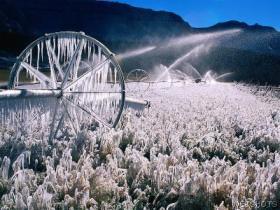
[155, 44, 210, 82]
[117, 46, 156, 60]
[165, 29, 242, 48]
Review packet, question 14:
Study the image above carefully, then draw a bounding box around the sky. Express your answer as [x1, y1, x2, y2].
[114, 0, 280, 30]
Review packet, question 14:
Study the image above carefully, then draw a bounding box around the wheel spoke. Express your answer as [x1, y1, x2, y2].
[52, 111, 65, 139]
[46, 40, 58, 88]
[63, 57, 111, 91]
[63, 97, 112, 128]
[61, 38, 84, 88]
[46, 41, 64, 79]
[62, 100, 79, 134]
[48, 100, 60, 143]
[21, 62, 53, 88]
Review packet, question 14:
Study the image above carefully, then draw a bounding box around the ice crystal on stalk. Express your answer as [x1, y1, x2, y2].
[0, 83, 280, 209]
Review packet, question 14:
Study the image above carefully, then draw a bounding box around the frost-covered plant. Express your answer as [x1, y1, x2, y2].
[0, 83, 280, 209]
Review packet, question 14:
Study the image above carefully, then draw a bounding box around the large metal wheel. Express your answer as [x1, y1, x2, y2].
[7, 31, 125, 139]
[126, 69, 150, 94]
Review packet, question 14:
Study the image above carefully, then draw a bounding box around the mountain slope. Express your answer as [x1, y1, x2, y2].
[0, 0, 191, 53]
[0, 0, 280, 85]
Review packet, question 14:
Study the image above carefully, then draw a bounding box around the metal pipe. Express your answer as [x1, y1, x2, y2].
[0, 89, 62, 100]
[0, 89, 151, 112]
[125, 97, 150, 110]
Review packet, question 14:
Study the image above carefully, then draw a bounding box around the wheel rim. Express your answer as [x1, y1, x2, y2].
[126, 69, 150, 94]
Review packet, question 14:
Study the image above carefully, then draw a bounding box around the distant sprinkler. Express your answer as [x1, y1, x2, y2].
[155, 44, 208, 82]
[196, 71, 234, 84]
[203, 71, 217, 84]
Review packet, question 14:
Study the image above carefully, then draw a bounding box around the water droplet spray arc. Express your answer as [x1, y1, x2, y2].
[155, 44, 209, 82]
[117, 46, 156, 60]
[154, 29, 241, 83]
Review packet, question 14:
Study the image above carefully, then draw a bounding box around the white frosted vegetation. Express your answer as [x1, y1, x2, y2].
[0, 83, 280, 209]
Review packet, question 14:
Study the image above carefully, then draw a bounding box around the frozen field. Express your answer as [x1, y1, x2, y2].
[0, 82, 280, 209]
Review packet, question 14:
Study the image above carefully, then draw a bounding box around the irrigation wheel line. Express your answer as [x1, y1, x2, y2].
[126, 69, 151, 93]
[6, 31, 126, 141]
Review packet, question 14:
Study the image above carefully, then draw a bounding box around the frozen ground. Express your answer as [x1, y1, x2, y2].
[0, 82, 280, 209]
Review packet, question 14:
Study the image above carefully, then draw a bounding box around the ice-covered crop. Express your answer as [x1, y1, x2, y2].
[0, 82, 279, 210]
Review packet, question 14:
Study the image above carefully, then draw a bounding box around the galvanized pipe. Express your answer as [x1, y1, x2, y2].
[0, 89, 62, 100]
[125, 97, 150, 111]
